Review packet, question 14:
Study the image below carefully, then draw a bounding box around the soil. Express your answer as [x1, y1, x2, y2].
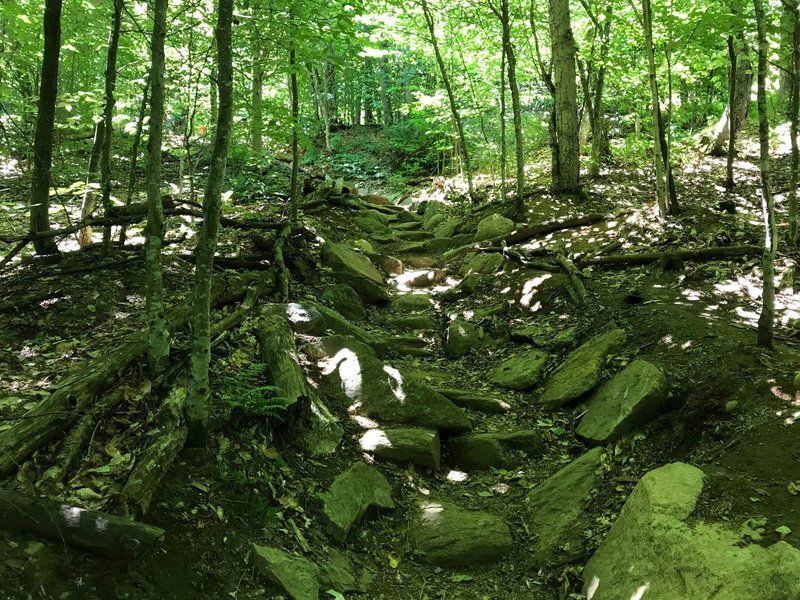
[2, 131, 800, 600]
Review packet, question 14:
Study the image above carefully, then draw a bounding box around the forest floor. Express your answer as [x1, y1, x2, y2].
[2, 127, 800, 599]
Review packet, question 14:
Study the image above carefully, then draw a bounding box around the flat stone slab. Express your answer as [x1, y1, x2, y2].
[446, 430, 545, 470]
[251, 545, 320, 600]
[331, 270, 390, 305]
[461, 252, 504, 276]
[489, 349, 549, 390]
[446, 320, 490, 357]
[321, 242, 384, 284]
[319, 462, 394, 542]
[539, 328, 627, 410]
[393, 293, 434, 312]
[526, 447, 605, 562]
[359, 427, 441, 469]
[411, 501, 513, 566]
[583, 462, 800, 599]
[577, 359, 669, 445]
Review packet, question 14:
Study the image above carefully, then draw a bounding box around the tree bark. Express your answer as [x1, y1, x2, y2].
[789, 1, 800, 244]
[726, 35, 737, 190]
[754, 0, 777, 348]
[498, 0, 525, 212]
[707, 35, 752, 157]
[100, 0, 123, 254]
[499, 46, 508, 204]
[251, 31, 263, 156]
[186, 0, 234, 446]
[289, 15, 300, 223]
[549, 0, 581, 193]
[145, 0, 170, 377]
[421, 0, 475, 202]
[29, 0, 62, 255]
[119, 80, 150, 245]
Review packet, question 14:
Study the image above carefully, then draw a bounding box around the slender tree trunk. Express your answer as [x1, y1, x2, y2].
[363, 58, 375, 124]
[251, 32, 263, 156]
[186, 0, 234, 445]
[549, 0, 581, 193]
[754, 0, 777, 349]
[119, 81, 149, 245]
[499, 46, 507, 204]
[789, 0, 800, 244]
[379, 51, 393, 126]
[707, 35, 752, 156]
[500, 0, 525, 213]
[144, 0, 170, 377]
[529, 0, 559, 184]
[100, 0, 122, 254]
[642, 0, 669, 215]
[29, 0, 62, 255]
[726, 35, 737, 190]
[289, 13, 300, 222]
[590, 1, 613, 174]
[421, 0, 475, 202]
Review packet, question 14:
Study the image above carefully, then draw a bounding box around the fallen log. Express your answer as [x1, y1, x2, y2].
[577, 245, 761, 268]
[553, 240, 587, 306]
[257, 314, 308, 410]
[0, 271, 275, 475]
[0, 489, 164, 559]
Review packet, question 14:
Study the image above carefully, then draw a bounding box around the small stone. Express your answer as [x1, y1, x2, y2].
[251, 545, 320, 600]
[319, 463, 394, 542]
[511, 325, 578, 352]
[474, 214, 515, 242]
[446, 320, 489, 357]
[411, 501, 513, 566]
[427, 233, 474, 254]
[489, 350, 549, 390]
[360, 427, 441, 469]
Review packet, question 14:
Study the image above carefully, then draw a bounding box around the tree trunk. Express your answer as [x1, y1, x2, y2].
[144, 0, 170, 377]
[754, 0, 777, 349]
[119, 81, 149, 245]
[500, 0, 525, 212]
[499, 46, 507, 204]
[549, 0, 581, 193]
[421, 0, 475, 202]
[789, 1, 800, 244]
[363, 58, 375, 124]
[726, 35, 737, 190]
[379, 51, 393, 126]
[100, 0, 122, 254]
[186, 0, 234, 446]
[29, 0, 62, 255]
[590, 1, 613, 174]
[707, 35, 752, 156]
[251, 32, 263, 156]
[289, 42, 300, 222]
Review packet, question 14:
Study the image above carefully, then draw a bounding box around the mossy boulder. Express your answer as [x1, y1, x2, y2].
[474, 214, 515, 242]
[251, 545, 320, 600]
[321, 284, 366, 321]
[489, 350, 549, 390]
[321, 242, 384, 284]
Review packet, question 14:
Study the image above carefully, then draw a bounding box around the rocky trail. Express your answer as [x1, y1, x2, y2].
[4, 165, 800, 600]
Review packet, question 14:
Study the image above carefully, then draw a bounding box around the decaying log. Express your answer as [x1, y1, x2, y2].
[257, 314, 308, 409]
[0, 239, 30, 271]
[578, 244, 761, 268]
[121, 387, 187, 518]
[0, 489, 164, 559]
[0, 272, 275, 476]
[553, 241, 588, 306]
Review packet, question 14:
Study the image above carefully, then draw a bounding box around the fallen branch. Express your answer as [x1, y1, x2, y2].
[0, 272, 275, 475]
[0, 239, 29, 271]
[0, 489, 164, 559]
[578, 245, 761, 268]
[553, 240, 587, 306]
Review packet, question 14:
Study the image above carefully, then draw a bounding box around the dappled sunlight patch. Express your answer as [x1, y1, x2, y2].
[360, 428, 390, 452]
[319, 349, 362, 399]
[419, 501, 444, 525]
[520, 274, 552, 308]
[350, 414, 378, 429]
[446, 470, 468, 483]
[383, 365, 406, 403]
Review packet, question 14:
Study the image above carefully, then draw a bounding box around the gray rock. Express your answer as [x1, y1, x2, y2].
[461, 253, 504, 276]
[388, 313, 437, 331]
[474, 214, 515, 242]
[321, 242, 384, 284]
[446, 430, 545, 470]
[434, 217, 463, 238]
[411, 501, 513, 566]
[330, 271, 390, 305]
[489, 350, 549, 390]
[577, 360, 669, 445]
[251, 545, 320, 600]
[263, 302, 326, 335]
[393, 293, 434, 312]
[446, 320, 489, 357]
[539, 329, 628, 410]
[526, 447, 605, 562]
[406, 269, 447, 288]
[359, 427, 441, 469]
[319, 462, 395, 542]
[583, 462, 800, 600]
[321, 284, 366, 321]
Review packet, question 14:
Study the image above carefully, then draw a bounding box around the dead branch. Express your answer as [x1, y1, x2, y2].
[578, 244, 761, 268]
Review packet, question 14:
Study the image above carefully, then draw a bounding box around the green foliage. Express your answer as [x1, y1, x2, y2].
[215, 363, 292, 420]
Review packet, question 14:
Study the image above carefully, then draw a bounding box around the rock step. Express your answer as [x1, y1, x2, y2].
[359, 427, 440, 469]
[445, 430, 545, 471]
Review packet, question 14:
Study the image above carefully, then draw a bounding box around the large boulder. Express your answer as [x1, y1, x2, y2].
[319, 341, 472, 434]
[583, 462, 800, 600]
[577, 360, 669, 445]
[446, 320, 490, 357]
[539, 329, 627, 410]
[330, 271, 390, 305]
[434, 217, 463, 238]
[319, 462, 395, 542]
[321, 242, 384, 284]
[489, 350, 549, 390]
[356, 215, 391, 236]
[411, 501, 513, 566]
[526, 447, 605, 562]
[321, 284, 366, 321]
[474, 214, 515, 242]
[251, 545, 319, 600]
[359, 427, 441, 469]
[446, 430, 545, 470]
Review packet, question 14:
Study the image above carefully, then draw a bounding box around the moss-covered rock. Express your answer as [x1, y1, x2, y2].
[251, 545, 320, 600]
[489, 349, 549, 390]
